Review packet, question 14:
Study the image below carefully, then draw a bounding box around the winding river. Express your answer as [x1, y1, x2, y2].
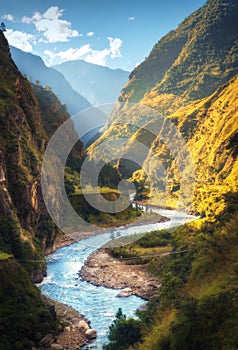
[39, 208, 196, 349]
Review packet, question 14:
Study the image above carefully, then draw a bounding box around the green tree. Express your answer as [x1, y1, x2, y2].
[103, 308, 142, 350]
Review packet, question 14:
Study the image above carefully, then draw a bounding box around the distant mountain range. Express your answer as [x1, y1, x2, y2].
[54, 60, 129, 106]
[10, 46, 91, 116]
[10, 46, 110, 145]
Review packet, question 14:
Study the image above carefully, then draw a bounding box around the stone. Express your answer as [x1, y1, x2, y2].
[40, 333, 54, 346]
[78, 320, 90, 330]
[51, 344, 63, 349]
[64, 326, 71, 332]
[117, 287, 133, 297]
[137, 303, 149, 312]
[85, 328, 97, 339]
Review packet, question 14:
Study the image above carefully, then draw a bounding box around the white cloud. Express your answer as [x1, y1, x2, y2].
[86, 31, 94, 37]
[43, 37, 123, 66]
[128, 16, 135, 21]
[44, 44, 92, 65]
[2, 14, 15, 22]
[108, 37, 122, 58]
[5, 29, 35, 52]
[22, 6, 79, 43]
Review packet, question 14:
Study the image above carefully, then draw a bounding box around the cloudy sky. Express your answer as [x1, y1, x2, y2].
[0, 0, 206, 71]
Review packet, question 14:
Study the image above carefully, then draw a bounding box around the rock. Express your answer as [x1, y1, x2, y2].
[31, 269, 44, 284]
[78, 320, 90, 330]
[40, 333, 54, 346]
[51, 344, 63, 349]
[64, 326, 71, 332]
[85, 328, 97, 339]
[137, 303, 149, 312]
[117, 287, 133, 297]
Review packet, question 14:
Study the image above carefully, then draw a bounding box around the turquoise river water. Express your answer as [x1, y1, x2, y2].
[39, 208, 196, 349]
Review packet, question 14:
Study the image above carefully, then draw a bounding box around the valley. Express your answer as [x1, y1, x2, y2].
[0, 0, 238, 349]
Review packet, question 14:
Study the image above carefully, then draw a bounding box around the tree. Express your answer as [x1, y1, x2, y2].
[103, 308, 142, 350]
[0, 22, 6, 32]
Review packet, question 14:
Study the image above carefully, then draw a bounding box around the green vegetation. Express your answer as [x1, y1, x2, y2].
[104, 194, 238, 349]
[0, 259, 57, 350]
[89, 0, 238, 216]
[103, 308, 142, 350]
[0, 251, 13, 260]
[108, 229, 172, 264]
[122, 0, 238, 110]
[0, 31, 84, 348]
[69, 191, 140, 227]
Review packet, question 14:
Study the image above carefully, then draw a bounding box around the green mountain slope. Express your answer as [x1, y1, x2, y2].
[129, 74, 238, 215]
[121, 0, 238, 113]
[89, 0, 238, 216]
[98, 2, 238, 348]
[0, 31, 83, 348]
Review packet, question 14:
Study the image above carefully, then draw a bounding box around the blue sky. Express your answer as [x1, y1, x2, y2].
[0, 0, 206, 71]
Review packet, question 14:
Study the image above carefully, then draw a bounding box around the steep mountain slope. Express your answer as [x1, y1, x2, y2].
[54, 59, 129, 106]
[0, 31, 83, 348]
[10, 46, 91, 115]
[133, 74, 238, 215]
[99, 3, 238, 347]
[120, 0, 238, 113]
[89, 0, 238, 215]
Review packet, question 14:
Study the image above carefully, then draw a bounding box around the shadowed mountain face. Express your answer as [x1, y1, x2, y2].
[54, 59, 129, 106]
[10, 46, 92, 116]
[0, 31, 84, 348]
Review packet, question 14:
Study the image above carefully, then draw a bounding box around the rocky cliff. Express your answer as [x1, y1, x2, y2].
[0, 30, 83, 349]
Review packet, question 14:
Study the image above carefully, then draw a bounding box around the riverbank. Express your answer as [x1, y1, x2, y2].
[41, 297, 96, 350]
[80, 249, 161, 300]
[45, 210, 168, 255]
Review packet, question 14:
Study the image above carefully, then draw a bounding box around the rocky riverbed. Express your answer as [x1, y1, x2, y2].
[38, 297, 96, 350]
[80, 249, 161, 300]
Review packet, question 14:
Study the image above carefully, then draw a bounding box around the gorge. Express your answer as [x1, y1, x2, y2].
[0, 0, 238, 349]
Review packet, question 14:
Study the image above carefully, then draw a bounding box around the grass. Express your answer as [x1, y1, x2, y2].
[0, 252, 13, 260]
[74, 185, 120, 195]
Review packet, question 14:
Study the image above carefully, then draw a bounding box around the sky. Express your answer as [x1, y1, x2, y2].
[0, 0, 206, 71]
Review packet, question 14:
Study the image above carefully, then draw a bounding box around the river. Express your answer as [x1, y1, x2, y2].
[39, 208, 196, 349]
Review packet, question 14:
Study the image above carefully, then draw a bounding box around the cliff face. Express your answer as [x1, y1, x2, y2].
[0, 31, 83, 258]
[131, 74, 238, 216]
[0, 31, 83, 348]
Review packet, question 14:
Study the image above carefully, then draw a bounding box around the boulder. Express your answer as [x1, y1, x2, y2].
[40, 333, 54, 346]
[117, 287, 133, 297]
[85, 328, 97, 339]
[51, 344, 63, 349]
[137, 303, 149, 312]
[78, 320, 90, 330]
[31, 269, 44, 284]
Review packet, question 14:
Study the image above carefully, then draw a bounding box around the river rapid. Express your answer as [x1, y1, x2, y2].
[39, 208, 196, 349]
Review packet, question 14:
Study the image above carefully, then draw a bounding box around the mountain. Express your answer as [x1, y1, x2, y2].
[97, 2, 238, 349]
[89, 0, 238, 215]
[10, 46, 91, 116]
[0, 31, 83, 348]
[120, 0, 238, 113]
[54, 60, 129, 106]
